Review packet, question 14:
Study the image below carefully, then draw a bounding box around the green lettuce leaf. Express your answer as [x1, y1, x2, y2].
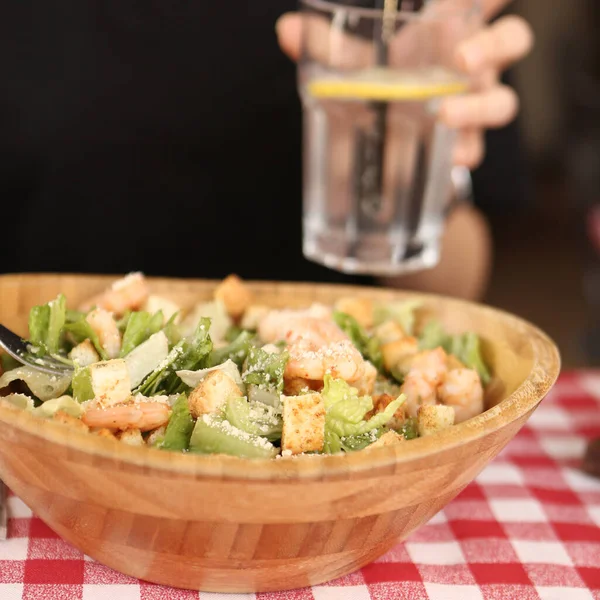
[242, 346, 288, 394]
[333, 311, 383, 371]
[63, 319, 108, 360]
[224, 396, 282, 442]
[135, 318, 213, 396]
[120, 310, 164, 357]
[418, 321, 491, 385]
[321, 375, 405, 440]
[373, 300, 421, 335]
[28, 294, 67, 355]
[208, 331, 256, 369]
[159, 394, 194, 451]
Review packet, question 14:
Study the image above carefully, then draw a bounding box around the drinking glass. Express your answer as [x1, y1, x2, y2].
[299, 0, 482, 275]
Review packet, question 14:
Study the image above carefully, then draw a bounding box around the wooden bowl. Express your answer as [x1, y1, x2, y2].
[0, 274, 560, 593]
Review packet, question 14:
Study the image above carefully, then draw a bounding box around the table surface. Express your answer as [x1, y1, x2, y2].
[2, 370, 600, 600]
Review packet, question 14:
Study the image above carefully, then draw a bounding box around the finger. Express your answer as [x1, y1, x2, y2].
[482, 0, 515, 20]
[439, 84, 519, 129]
[453, 129, 485, 169]
[456, 15, 534, 73]
[276, 12, 302, 61]
[276, 11, 373, 68]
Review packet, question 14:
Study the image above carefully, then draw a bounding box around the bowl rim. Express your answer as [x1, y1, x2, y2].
[0, 273, 561, 481]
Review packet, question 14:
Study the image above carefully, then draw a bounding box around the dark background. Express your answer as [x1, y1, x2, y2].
[481, 0, 600, 369]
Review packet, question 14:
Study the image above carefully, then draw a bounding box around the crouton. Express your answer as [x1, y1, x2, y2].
[69, 339, 100, 367]
[281, 393, 326, 455]
[93, 428, 118, 440]
[52, 410, 89, 433]
[117, 428, 145, 446]
[374, 320, 406, 344]
[381, 336, 419, 372]
[417, 404, 455, 437]
[188, 370, 243, 419]
[214, 274, 253, 319]
[142, 295, 181, 324]
[89, 359, 131, 407]
[365, 430, 404, 451]
[240, 305, 270, 330]
[146, 425, 166, 447]
[283, 377, 322, 396]
[334, 297, 374, 329]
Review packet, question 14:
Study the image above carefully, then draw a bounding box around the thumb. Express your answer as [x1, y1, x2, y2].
[276, 12, 302, 61]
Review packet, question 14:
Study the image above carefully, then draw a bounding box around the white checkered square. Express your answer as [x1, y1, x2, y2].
[0, 537, 28, 561]
[489, 499, 548, 523]
[536, 587, 594, 600]
[511, 541, 573, 566]
[313, 586, 371, 600]
[578, 373, 600, 399]
[0, 584, 24, 600]
[563, 469, 600, 492]
[405, 541, 466, 565]
[6, 496, 32, 519]
[83, 584, 142, 600]
[588, 505, 600, 527]
[540, 436, 588, 460]
[424, 583, 484, 600]
[477, 463, 524, 485]
[527, 407, 571, 430]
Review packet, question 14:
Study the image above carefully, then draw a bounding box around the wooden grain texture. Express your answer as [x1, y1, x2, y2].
[0, 273, 561, 592]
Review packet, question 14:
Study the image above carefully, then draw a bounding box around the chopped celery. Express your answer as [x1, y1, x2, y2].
[189, 414, 278, 459]
[159, 394, 194, 451]
[224, 397, 282, 442]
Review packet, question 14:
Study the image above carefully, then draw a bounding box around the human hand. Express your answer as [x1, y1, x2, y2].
[276, 0, 534, 170]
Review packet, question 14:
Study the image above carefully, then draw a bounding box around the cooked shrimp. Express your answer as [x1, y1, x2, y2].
[438, 368, 484, 424]
[86, 308, 122, 359]
[285, 338, 365, 382]
[80, 272, 149, 317]
[408, 348, 448, 385]
[353, 360, 377, 396]
[82, 400, 171, 432]
[401, 372, 438, 418]
[258, 306, 337, 343]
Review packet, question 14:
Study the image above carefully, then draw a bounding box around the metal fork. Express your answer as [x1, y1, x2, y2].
[0, 325, 73, 376]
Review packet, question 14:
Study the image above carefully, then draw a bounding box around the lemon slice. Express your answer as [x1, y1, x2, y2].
[307, 71, 468, 101]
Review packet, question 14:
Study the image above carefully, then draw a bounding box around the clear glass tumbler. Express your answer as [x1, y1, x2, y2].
[299, 0, 481, 275]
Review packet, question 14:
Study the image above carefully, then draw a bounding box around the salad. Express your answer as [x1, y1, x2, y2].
[0, 273, 491, 459]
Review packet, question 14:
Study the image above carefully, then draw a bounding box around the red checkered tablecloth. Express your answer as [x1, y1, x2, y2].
[2, 370, 600, 600]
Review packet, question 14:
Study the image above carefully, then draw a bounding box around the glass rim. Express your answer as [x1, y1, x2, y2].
[300, 0, 481, 21]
